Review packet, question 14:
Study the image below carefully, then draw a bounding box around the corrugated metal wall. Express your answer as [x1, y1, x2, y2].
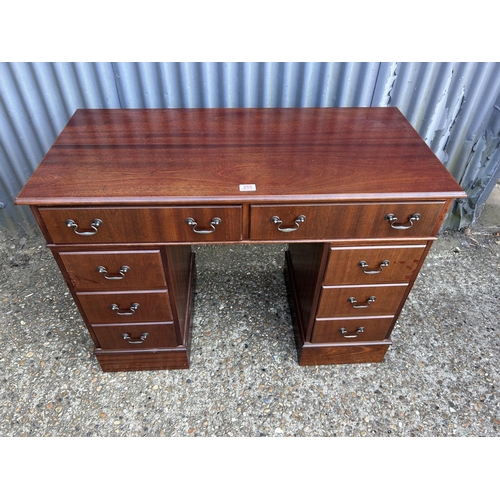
[1, 62, 500, 232]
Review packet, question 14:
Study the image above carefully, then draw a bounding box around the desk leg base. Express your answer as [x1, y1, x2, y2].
[284, 250, 391, 366]
[93, 251, 196, 373]
[94, 348, 190, 372]
[298, 342, 391, 366]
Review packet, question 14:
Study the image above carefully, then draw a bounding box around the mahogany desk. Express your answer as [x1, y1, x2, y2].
[16, 108, 465, 372]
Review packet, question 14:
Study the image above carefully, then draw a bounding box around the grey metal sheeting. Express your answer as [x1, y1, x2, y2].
[1, 62, 500, 231]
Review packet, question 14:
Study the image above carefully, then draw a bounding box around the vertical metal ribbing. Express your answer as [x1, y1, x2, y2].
[2, 61, 500, 230]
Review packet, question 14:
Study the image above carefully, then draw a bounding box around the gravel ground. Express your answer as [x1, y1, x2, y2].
[0, 219, 499, 438]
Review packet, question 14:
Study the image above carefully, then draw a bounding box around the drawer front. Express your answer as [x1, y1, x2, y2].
[77, 290, 172, 323]
[311, 317, 394, 343]
[92, 322, 178, 349]
[317, 284, 408, 317]
[324, 245, 426, 285]
[250, 202, 445, 240]
[59, 250, 166, 291]
[39, 206, 242, 244]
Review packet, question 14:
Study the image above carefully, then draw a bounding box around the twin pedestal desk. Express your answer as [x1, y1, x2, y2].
[16, 108, 465, 372]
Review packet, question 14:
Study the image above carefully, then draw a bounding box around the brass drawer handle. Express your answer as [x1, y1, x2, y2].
[385, 213, 420, 229]
[122, 332, 148, 344]
[185, 217, 221, 234]
[270, 215, 306, 232]
[66, 218, 102, 236]
[358, 260, 389, 274]
[339, 327, 364, 338]
[111, 302, 140, 315]
[97, 265, 130, 280]
[348, 296, 375, 308]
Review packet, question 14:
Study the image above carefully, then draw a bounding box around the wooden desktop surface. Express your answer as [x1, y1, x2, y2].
[16, 107, 464, 206]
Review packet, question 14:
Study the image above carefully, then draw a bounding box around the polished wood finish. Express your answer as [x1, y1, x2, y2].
[311, 317, 395, 343]
[94, 348, 190, 372]
[299, 342, 391, 366]
[164, 247, 195, 346]
[317, 284, 409, 317]
[59, 249, 166, 290]
[286, 243, 327, 337]
[92, 322, 178, 349]
[15, 108, 466, 371]
[250, 202, 446, 240]
[323, 245, 426, 285]
[16, 108, 465, 206]
[77, 290, 172, 323]
[39, 206, 243, 244]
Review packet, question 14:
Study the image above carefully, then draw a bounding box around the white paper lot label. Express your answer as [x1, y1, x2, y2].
[239, 184, 256, 191]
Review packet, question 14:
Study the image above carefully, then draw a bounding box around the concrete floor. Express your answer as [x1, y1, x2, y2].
[0, 195, 499, 438]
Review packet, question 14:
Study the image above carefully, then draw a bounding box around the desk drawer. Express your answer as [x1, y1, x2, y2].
[324, 245, 426, 285]
[317, 284, 408, 317]
[59, 249, 166, 291]
[92, 322, 178, 349]
[311, 317, 394, 343]
[77, 290, 172, 323]
[250, 202, 445, 240]
[39, 206, 242, 243]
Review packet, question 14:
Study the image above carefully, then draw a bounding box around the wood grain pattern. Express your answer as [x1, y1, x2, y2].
[16, 108, 465, 206]
[39, 206, 242, 244]
[59, 249, 166, 290]
[299, 341, 391, 365]
[323, 244, 426, 285]
[249, 202, 446, 240]
[317, 284, 408, 317]
[92, 322, 179, 349]
[77, 290, 172, 323]
[94, 347, 189, 371]
[311, 316, 395, 343]
[14, 108, 467, 370]
[286, 244, 328, 339]
[163, 246, 194, 345]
